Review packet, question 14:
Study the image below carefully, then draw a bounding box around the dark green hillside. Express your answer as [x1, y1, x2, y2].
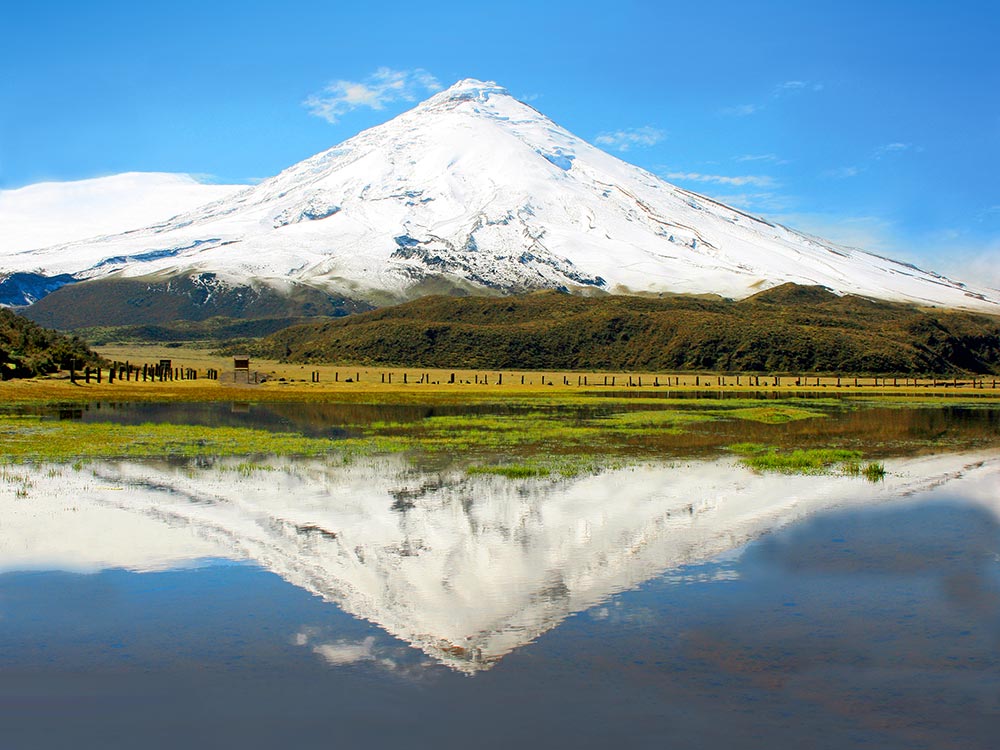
[0, 307, 101, 379]
[247, 285, 1000, 375]
[76, 315, 330, 346]
[22, 273, 373, 329]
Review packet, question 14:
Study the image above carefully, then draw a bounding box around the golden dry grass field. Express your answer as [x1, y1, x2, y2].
[2, 343, 997, 404]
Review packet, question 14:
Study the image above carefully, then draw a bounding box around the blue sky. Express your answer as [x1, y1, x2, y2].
[2, 0, 998, 283]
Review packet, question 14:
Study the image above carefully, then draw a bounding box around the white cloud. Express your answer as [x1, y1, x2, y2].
[304, 67, 441, 123]
[723, 80, 823, 117]
[773, 80, 824, 96]
[769, 213, 1000, 290]
[822, 142, 919, 180]
[776, 80, 807, 92]
[773, 213, 897, 253]
[312, 636, 378, 666]
[873, 142, 914, 158]
[664, 171, 776, 188]
[293, 629, 436, 678]
[941, 245, 1000, 290]
[721, 103, 760, 117]
[711, 191, 795, 213]
[914, 231, 1000, 289]
[823, 165, 863, 179]
[977, 205, 1000, 221]
[734, 153, 787, 164]
[594, 126, 665, 151]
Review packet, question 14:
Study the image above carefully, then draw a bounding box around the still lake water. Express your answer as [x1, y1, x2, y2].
[1, 402, 999, 748]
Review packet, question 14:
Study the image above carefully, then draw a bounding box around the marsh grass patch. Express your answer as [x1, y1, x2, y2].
[467, 464, 552, 479]
[466, 455, 626, 480]
[0, 417, 344, 462]
[730, 444, 864, 474]
[713, 404, 828, 424]
[843, 459, 887, 482]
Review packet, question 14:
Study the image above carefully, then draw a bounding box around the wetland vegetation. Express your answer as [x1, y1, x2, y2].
[1, 391, 996, 480]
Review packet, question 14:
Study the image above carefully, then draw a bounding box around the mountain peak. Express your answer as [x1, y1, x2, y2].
[422, 78, 510, 108]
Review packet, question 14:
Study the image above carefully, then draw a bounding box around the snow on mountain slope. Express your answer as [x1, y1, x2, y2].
[3, 80, 998, 312]
[0, 172, 243, 252]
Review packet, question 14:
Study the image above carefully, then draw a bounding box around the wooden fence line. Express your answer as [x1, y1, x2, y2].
[63, 362, 999, 390]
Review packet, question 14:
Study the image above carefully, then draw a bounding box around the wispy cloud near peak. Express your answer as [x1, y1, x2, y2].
[304, 67, 441, 123]
[734, 153, 789, 165]
[723, 79, 823, 117]
[774, 80, 824, 96]
[594, 126, 665, 151]
[721, 103, 760, 117]
[664, 171, 776, 188]
[823, 165, 863, 179]
[874, 142, 915, 158]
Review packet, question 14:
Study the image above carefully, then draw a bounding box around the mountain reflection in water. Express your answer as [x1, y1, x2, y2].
[2, 451, 997, 673]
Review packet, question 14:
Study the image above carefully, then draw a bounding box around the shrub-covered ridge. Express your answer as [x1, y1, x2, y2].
[0, 307, 101, 379]
[247, 285, 1000, 375]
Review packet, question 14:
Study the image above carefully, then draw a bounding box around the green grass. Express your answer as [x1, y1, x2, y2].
[0, 415, 346, 461]
[224, 460, 278, 476]
[467, 463, 552, 479]
[730, 444, 886, 482]
[0, 464, 35, 496]
[712, 404, 828, 424]
[1, 401, 803, 464]
[598, 409, 715, 432]
[0, 394, 993, 479]
[730, 444, 864, 474]
[843, 460, 887, 482]
[369, 400, 835, 455]
[862, 462, 887, 482]
[466, 455, 627, 479]
[368, 412, 607, 453]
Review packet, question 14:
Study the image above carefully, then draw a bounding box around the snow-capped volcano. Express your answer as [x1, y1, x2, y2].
[4, 79, 999, 314]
